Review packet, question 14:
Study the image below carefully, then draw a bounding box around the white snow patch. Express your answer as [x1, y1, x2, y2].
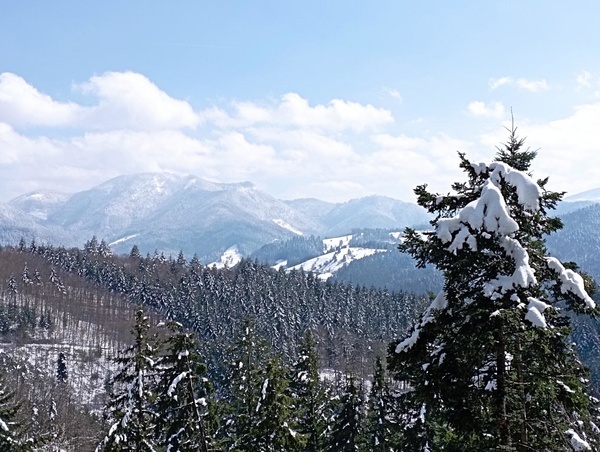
[108, 234, 140, 247]
[546, 257, 596, 309]
[323, 235, 353, 252]
[524, 297, 551, 328]
[288, 247, 386, 280]
[209, 246, 242, 269]
[396, 291, 447, 353]
[272, 219, 304, 236]
[565, 429, 591, 450]
[271, 260, 288, 271]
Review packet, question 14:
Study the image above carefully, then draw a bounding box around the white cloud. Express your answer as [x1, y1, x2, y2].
[0, 73, 81, 127]
[490, 76, 513, 90]
[6, 70, 598, 205]
[384, 88, 403, 103]
[0, 71, 200, 131]
[489, 76, 549, 92]
[77, 71, 200, 130]
[515, 78, 549, 92]
[204, 92, 394, 131]
[576, 71, 592, 88]
[479, 102, 600, 197]
[468, 101, 505, 118]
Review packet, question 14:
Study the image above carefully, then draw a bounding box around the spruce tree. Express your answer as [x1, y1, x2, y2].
[220, 318, 271, 451]
[389, 126, 600, 450]
[96, 310, 159, 452]
[0, 373, 34, 451]
[328, 373, 364, 451]
[154, 321, 211, 452]
[254, 355, 304, 451]
[56, 352, 68, 383]
[364, 356, 395, 451]
[289, 330, 328, 452]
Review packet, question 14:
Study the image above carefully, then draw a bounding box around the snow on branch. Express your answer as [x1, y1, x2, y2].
[488, 162, 541, 212]
[546, 257, 596, 309]
[395, 291, 447, 353]
[436, 180, 518, 251]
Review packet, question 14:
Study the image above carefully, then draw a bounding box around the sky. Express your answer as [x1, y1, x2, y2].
[2, 1, 600, 203]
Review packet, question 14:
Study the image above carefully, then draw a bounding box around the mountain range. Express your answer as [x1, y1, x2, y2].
[2, 172, 431, 262]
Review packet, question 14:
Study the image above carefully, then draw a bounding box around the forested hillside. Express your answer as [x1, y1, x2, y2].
[0, 239, 427, 450]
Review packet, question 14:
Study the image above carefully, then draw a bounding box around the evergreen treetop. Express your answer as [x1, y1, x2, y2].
[389, 126, 599, 451]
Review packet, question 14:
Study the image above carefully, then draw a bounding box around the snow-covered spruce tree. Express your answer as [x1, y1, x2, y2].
[219, 318, 271, 451]
[289, 330, 328, 452]
[328, 373, 364, 452]
[253, 355, 304, 451]
[96, 310, 159, 452]
[0, 373, 35, 452]
[388, 127, 600, 451]
[153, 321, 211, 452]
[364, 356, 396, 451]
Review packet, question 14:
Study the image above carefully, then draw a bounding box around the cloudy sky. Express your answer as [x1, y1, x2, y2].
[2, 1, 600, 203]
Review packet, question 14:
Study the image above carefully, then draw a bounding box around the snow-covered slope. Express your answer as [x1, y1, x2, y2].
[282, 234, 387, 280]
[321, 195, 431, 236]
[4, 172, 431, 264]
[208, 246, 243, 269]
[8, 190, 71, 220]
[565, 187, 600, 203]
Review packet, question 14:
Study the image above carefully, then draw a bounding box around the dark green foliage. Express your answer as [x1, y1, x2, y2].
[289, 331, 328, 451]
[328, 374, 364, 451]
[0, 373, 34, 451]
[153, 321, 211, 451]
[364, 356, 395, 451]
[251, 235, 324, 267]
[389, 126, 600, 450]
[96, 310, 159, 451]
[56, 352, 68, 383]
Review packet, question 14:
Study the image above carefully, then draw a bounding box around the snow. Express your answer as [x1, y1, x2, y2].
[0, 417, 8, 432]
[546, 257, 596, 309]
[167, 371, 188, 397]
[323, 235, 353, 252]
[108, 234, 140, 247]
[488, 162, 541, 212]
[524, 297, 552, 328]
[209, 246, 242, 269]
[395, 291, 447, 353]
[288, 246, 386, 280]
[565, 429, 591, 450]
[272, 219, 303, 236]
[437, 179, 519, 251]
[271, 260, 287, 271]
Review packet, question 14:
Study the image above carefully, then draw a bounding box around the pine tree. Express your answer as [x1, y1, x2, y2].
[56, 352, 68, 383]
[254, 355, 304, 451]
[328, 373, 364, 451]
[220, 318, 269, 450]
[364, 356, 395, 451]
[389, 126, 600, 450]
[0, 373, 34, 451]
[154, 321, 211, 452]
[96, 310, 159, 451]
[289, 330, 328, 452]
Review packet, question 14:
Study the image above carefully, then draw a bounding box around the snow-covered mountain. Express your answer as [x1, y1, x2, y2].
[2, 172, 428, 262]
[8, 190, 71, 220]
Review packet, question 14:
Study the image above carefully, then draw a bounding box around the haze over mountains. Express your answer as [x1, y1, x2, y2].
[2, 172, 431, 262]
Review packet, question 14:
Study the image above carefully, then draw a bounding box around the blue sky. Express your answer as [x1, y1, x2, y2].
[2, 1, 600, 202]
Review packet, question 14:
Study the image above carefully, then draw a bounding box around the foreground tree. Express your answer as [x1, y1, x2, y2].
[0, 373, 34, 451]
[289, 331, 329, 451]
[96, 310, 158, 451]
[389, 126, 600, 451]
[154, 321, 211, 451]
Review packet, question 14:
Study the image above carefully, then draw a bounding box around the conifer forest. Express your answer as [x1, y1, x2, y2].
[0, 129, 599, 451]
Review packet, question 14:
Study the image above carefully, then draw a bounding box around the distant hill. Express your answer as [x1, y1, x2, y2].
[2, 172, 431, 262]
